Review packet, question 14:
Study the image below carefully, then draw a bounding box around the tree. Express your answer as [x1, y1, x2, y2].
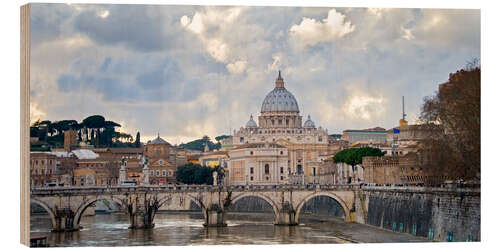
[39, 120, 54, 137]
[82, 115, 106, 142]
[419, 61, 480, 181]
[215, 135, 230, 142]
[101, 120, 121, 147]
[333, 147, 385, 166]
[176, 163, 214, 185]
[52, 120, 78, 135]
[329, 134, 342, 139]
[135, 131, 141, 148]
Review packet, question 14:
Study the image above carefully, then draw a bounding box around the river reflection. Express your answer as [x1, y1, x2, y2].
[31, 212, 428, 247]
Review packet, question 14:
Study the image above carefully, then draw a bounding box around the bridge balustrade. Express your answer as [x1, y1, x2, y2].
[31, 184, 362, 196]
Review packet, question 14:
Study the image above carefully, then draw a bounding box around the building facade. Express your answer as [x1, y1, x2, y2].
[228, 72, 343, 185]
[228, 143, 288, 185]
[30, 152, 60, 187]
[341, 127, 387, 146]
[144, 135, 188, 184]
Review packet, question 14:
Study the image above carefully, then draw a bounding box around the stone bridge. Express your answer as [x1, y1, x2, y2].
[30, 184, 366, 232]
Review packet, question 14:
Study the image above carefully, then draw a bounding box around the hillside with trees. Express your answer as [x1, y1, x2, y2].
[30, 115, 141, 151]
[177, 135, 229, 152]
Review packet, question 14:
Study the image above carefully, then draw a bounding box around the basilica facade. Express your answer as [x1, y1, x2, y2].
[227, 72, 344, 185]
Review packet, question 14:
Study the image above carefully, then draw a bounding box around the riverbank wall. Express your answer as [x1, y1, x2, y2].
[361, 186, 480, 242]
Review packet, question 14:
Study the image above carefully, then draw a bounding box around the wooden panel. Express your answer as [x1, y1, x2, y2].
[20, 3, 30, 246]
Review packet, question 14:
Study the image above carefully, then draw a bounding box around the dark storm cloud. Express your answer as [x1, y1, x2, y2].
[136, 59, 182, 89]
[57, 72, 140, 101]
[30, 3, 74, 45]
[57, 55, 202, 103]
[73, 4, 196, 52]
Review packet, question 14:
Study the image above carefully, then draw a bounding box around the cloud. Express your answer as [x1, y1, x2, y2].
[98, 10, 109, 19]
[30, 102, 46, 124]
[343, 94, 386, 120]
[409, 9, 480, 49]
[180, 7, 244, 63]
[289, 9, 355, 49]
[226, 60, 247, 74]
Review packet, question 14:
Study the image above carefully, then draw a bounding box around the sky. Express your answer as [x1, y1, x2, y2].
[29, 3, 480, 144]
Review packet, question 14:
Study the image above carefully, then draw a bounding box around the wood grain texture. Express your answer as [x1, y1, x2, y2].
[20, 3, 30, 246]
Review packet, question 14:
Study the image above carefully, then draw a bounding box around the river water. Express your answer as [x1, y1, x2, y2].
[30, 212, 429, 247]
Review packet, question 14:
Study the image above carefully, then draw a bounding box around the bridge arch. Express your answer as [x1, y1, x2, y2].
[294, 191, 350, 224]
[74, 195, 126, 228]
[230, 193, 280, 223]
[30, 198, 57, 230]
[184, 194, 208, 219]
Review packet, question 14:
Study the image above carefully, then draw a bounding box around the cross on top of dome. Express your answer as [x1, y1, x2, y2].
[275, 70, 285, 88]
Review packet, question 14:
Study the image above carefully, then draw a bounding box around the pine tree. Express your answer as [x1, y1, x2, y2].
[135, 131, 141, 148]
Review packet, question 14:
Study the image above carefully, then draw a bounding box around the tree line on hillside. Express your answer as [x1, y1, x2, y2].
[176, 135, 230, 152]
[30, 115, 141, 150]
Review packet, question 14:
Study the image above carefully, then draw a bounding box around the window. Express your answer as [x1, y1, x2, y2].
[280, 151, 283, 155]
[280, 167, 284, 174]
[162, 170, 166, 176]
[168, 170, 173, 176]
[280, 176, 284, 180]
[265, 164, 270, 174]
[278, 119, 282, 125]
[297, 165, 303, 174]
[319, 137, 323, 142]
[250, 176, 254, 181]
[250, 167, 254, 174]
[240, 137, 244, 142]
[312, 167, 316, 176]
[250, 151, 253, 155]
[159, 160, 163, 165]
[286, 119, 289, 126]
[49, 169, 52, 175]
[156, 170, 160, 176]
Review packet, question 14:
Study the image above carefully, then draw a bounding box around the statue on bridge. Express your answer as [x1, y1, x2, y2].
[142, 156, 150, 185]
[212, 171, 218, 186]
[119, 157, 127, 185]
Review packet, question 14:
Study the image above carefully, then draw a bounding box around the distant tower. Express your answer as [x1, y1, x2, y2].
[399, 96, 408, 127]
[64, 129, 78, 152]
[204, 142, 210, 153]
